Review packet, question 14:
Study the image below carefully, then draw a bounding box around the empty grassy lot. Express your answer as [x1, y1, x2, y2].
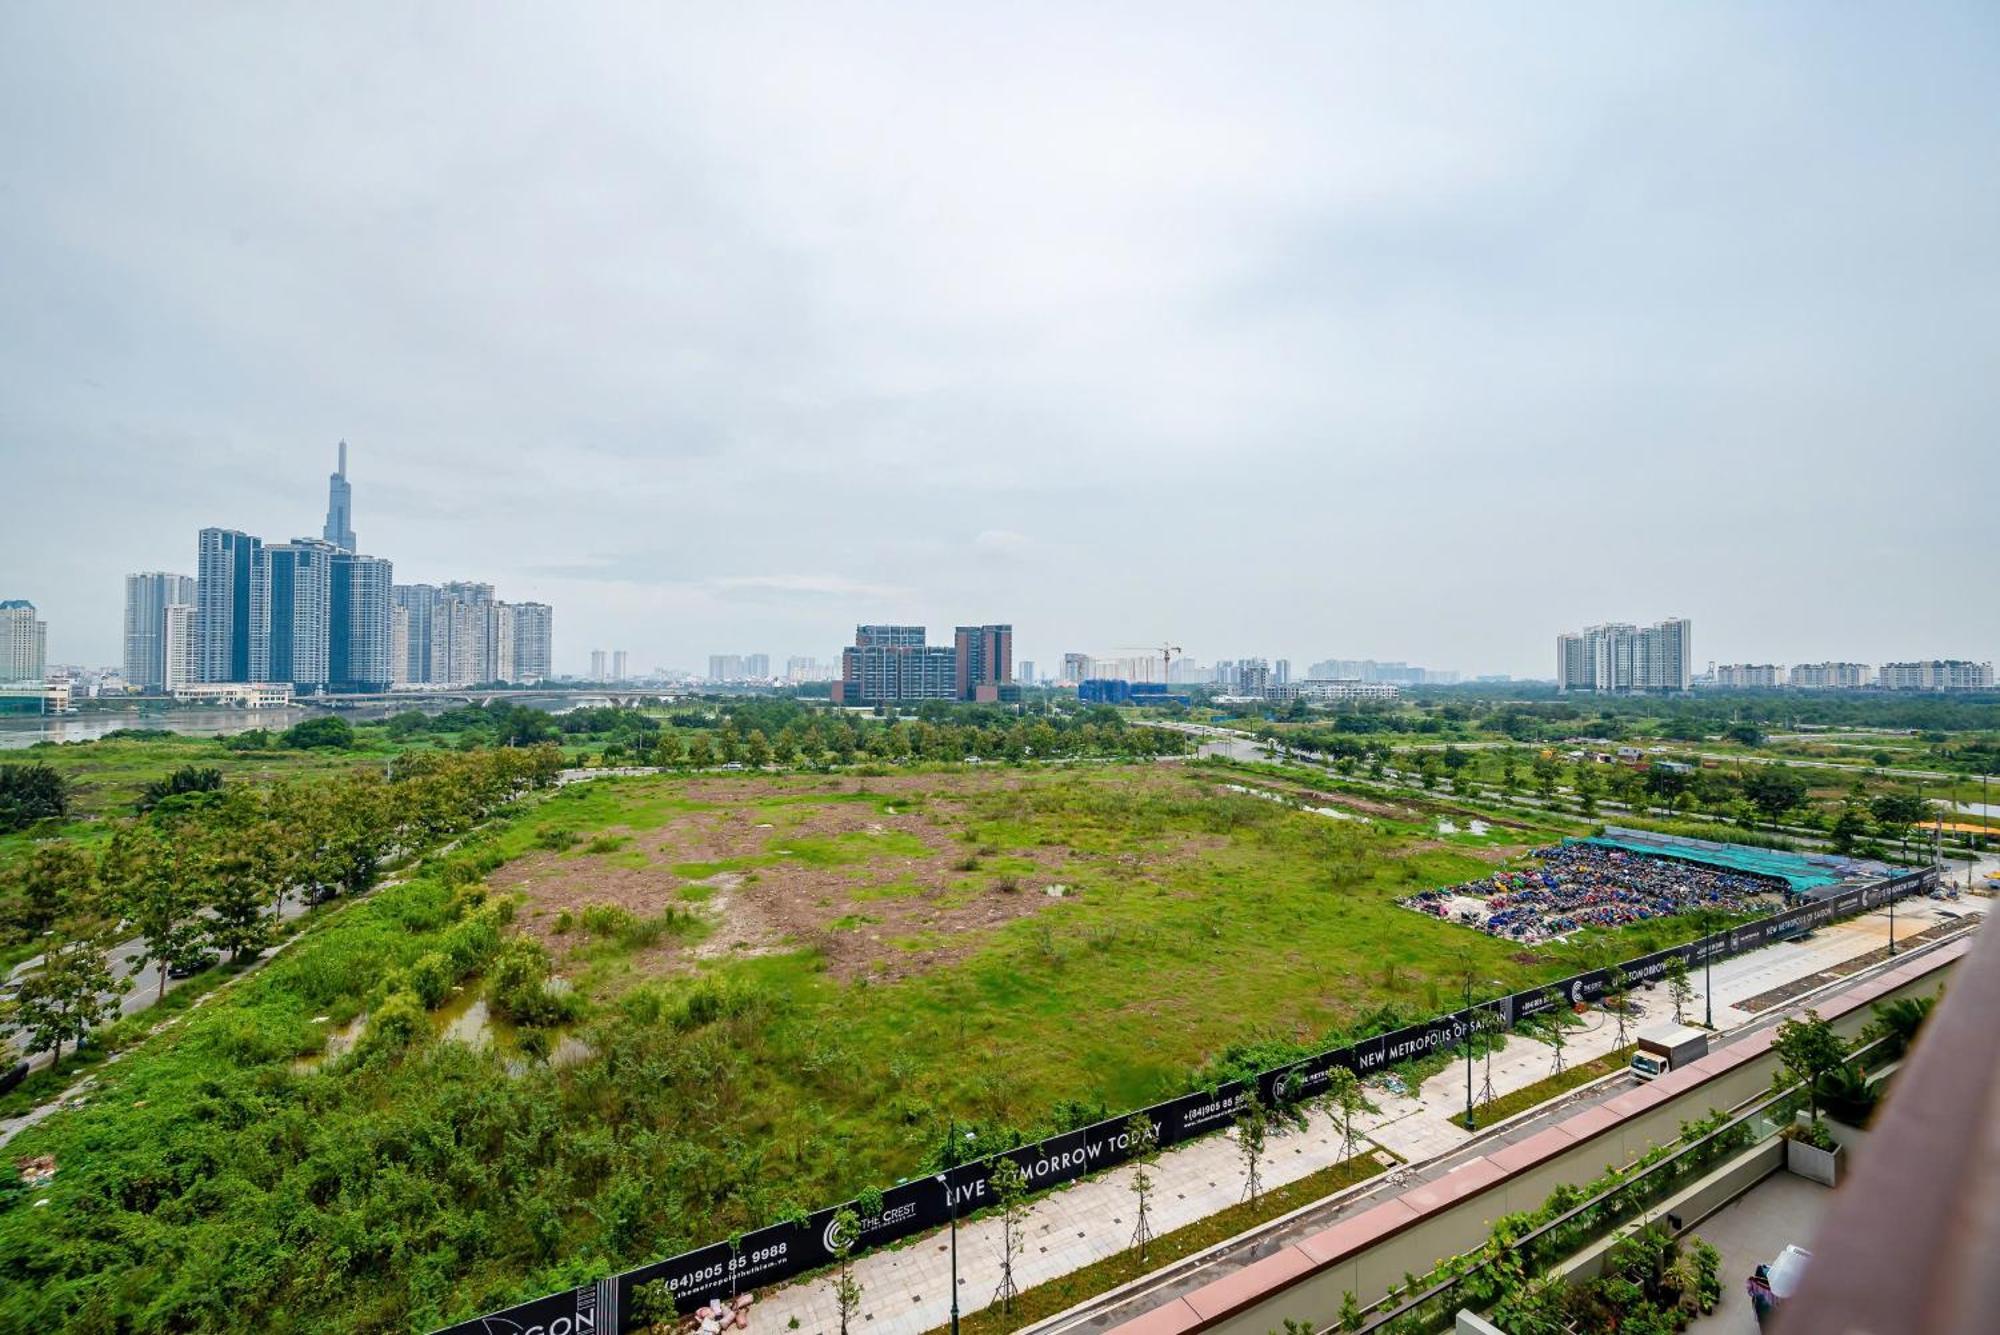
[1, 760, 1682, 1333]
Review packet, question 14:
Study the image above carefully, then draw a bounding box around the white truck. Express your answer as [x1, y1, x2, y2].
[1631, 1023, 1709, 1081]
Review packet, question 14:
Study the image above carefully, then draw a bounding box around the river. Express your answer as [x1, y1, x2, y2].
[0, 704, 379, 750]
[0, 692, 603, 751]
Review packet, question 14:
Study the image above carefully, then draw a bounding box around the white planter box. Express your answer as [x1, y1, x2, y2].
[1785, 1133, 1842, 1186]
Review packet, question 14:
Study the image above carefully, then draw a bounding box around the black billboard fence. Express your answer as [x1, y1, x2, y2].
[436, 866, 1935, 1335]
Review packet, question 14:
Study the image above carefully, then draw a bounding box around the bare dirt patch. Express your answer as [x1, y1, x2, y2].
[495, 771, 1110, 984]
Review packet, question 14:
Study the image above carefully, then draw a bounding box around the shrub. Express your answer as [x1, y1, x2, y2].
[360, 989, 430, 1059]
[136, 765, 224, 814]
[280, 716, 355, 750]
[535, 827, 582, 852]
[408, 952, 454, 1009]
[440, 913, 501, 978]
[487, 938, 579, 1027]
[579, 904, 635, 937]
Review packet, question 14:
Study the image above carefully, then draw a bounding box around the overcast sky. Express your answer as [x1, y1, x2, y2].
[3, 4, 1996, 679]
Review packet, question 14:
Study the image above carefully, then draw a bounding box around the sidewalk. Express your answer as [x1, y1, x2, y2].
[749, 898, 1980, 1335]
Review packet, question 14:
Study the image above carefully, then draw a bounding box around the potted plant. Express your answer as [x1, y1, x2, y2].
[1782, 1116, 1841, 1184]
[1773, 1011, 1848, 1185]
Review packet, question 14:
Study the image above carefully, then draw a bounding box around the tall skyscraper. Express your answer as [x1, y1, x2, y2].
[1018, 659, 1036, 686]
[393, 584, 439, 683]
[743, 653, 769, 679]
[1274, 658, 1291, 687]
[953, 624, 1013, 700]
[123, 571, 196, 692]
[197, 528, 262, 682]
[389, 603, 411, 686]
[256, 539, 335, 689]
[509, 603, 553, 682]
[590, 649, 607, 680]
[612, 650, 629, 681]
[1556, 619, 1692, 693]
[0, 600, 47, 683]
[329, 552, 393, 691]
[323, 440, 356, 552]
[162, 603, 197, 692]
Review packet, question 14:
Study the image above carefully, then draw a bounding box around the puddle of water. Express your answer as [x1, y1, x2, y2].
[291, 986, 586, 1076]
[435, 989, 509, 1050]
[292, 1012, 368, 1073]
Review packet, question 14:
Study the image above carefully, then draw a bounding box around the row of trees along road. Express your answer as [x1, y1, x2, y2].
[1, 745, 564, 1071]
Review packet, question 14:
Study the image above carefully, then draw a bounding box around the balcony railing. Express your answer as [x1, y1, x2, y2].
[1340, 1035, 1893, 1335]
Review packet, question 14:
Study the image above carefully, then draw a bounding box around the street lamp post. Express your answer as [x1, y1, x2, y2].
[934, 1121, 964, 1335]
[1463, 974, 1476, 1131]
[1703, 916, 1716, 1030]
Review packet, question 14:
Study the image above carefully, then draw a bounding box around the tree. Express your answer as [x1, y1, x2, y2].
[114, 822, 213, 999]
[281, 716, 355, 750]
[1237, 1088, 1269, 1203]
[1665, 955, 1694, 1025]
[1741, 765, 1809, 826]
[990, 1156, 1029, 1313]
[1531, 754, 1560, 801]
[829, 1206, 862, 1335]
[2, 842, 98, 939]
[1773, 1010, 1847, 1126]
[6, 933, 123, 1068]
[1323, 1066, 1374, 1167]
[1869, 792, 1930, 857]
[1830, 802, 1869, 854]
[650, 730, 687, 768]
[1125, 1112, 1158, 1260]
[1644, 765, 1690, 812]
[1604, 966, 1633, 1049]
[201, 795, 283, 962]
[1723, 723, 1765, 747]
[1571, 765, 1602, 817]
[0, 762, 68, 832]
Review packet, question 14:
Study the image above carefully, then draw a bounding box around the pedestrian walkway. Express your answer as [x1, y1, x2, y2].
[751, 898, 1980, 1335]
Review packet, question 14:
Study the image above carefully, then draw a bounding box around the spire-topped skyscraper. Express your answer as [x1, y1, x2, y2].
[323, 440, 356, 552]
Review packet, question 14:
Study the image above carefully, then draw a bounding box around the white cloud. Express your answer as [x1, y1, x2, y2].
[2, 3, 1996, 675]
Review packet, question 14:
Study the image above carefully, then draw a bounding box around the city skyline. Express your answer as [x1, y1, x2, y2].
[4, 6, 1999, 677]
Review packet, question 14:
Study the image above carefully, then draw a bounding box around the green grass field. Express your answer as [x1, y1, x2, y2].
[0, 760, 1730, 1333]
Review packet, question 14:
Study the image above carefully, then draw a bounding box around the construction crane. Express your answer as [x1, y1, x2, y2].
[1109, 644, 1182, 684]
